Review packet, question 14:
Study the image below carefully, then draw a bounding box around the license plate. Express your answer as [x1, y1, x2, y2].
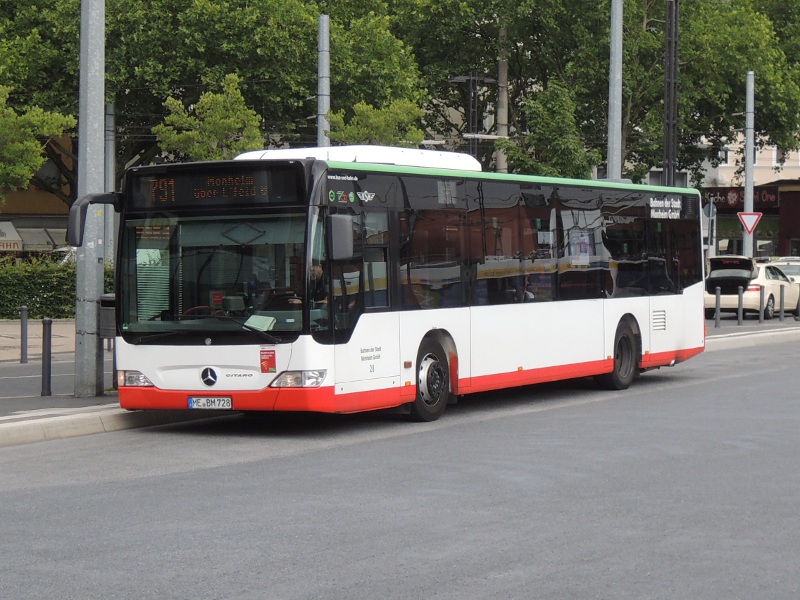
[188, 397, 232, 410]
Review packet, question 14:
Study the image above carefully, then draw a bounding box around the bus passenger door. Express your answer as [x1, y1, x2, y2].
[332, 211, 402, 407]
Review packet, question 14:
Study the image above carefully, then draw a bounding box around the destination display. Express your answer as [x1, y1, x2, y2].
[126, 162, 305, 210]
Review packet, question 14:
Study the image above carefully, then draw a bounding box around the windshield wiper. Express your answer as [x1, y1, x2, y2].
[131, 330, 184, 344]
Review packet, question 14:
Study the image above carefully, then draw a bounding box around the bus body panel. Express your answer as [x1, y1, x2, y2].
[396, 306, 472, 389]
[645, 282, 706, 358]
[333, 312, 401, 394]
[469, 299, 605, 380]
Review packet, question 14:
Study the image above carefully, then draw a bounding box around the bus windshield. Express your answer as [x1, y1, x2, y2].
[118, 211, 321, 342]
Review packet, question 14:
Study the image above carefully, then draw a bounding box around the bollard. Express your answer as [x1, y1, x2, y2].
[780, 286, 785, 322]
[715, 287, 721, 328]
[20, 305, 28, 364]
[41, 318, 52, 396]
[737, 286, 744, 325]
[759, 285, 765, 323]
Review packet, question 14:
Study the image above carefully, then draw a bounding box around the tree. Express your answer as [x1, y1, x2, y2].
[391, 0, 800, 182]
[1, 0, 424, 201]
[107, 0, 422, 167]
[497, 81, 600, 178]
[0, 86, 76, 205]
[327, 100, 425, 146]
[152, 74, 264, 161]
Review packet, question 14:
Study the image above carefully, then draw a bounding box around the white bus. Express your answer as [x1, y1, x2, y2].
[69, 146, 705, 421]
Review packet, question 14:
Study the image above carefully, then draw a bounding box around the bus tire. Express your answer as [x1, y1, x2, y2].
[409, 339, 450, 422]
[596, 322, 637, 391]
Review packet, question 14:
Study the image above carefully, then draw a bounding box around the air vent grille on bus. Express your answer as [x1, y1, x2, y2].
[652, 310, 667, 331]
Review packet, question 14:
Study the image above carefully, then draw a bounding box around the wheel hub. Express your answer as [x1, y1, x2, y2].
[418, 354, 447, 406]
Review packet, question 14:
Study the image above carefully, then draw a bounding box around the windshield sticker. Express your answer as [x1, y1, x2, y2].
[260, 348, 276, 373]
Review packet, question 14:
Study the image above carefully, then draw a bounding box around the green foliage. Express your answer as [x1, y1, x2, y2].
[4, 0, 800, 185]
[0, 257, 113, 319]
[0, 86, 75, 204]
[152, 74, 264, 161]
[107, 0, 422, 168]
[328, 100, 425, 146]
[497, 81, 600, 178]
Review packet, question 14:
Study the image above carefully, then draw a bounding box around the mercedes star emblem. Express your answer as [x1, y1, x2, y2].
[201, 367, 218, 387]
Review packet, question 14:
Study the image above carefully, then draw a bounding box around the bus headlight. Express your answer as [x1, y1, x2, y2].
[270, 370, 327, 388]
[118, 370, 154, 387]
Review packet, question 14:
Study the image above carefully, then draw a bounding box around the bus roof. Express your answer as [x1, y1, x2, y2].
[235, 145, 482, 172]
[323, 160, 701, 197]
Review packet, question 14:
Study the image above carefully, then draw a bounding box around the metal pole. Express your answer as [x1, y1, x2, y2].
[715, 287, 721, 328]
[780, 286, 785, 321]
[41, 318, 52, 396]
[737, 286, 744, 325]
[606, 0, 623, 179]
[317, 14, 330, 147]
[743, 71, 755, 257]
[104, 102, 116, 264]
[758, 285, 764, 323]
[75, 0, 106, 397]
[496, 27, 509, 173]
[20, 306, 28, 364]
[663, 0, 679, 187]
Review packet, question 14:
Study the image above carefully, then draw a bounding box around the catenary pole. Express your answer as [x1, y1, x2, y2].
[74, 0, 106, 397]
[606, 0, 623, 180]
[104, 103, 116, 264]
[496, 27, 509, 173]
[318, 14, 330, 147]
[743, 71, 755, 257]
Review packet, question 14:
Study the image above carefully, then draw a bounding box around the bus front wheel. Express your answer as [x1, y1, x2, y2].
[409, 339, 450, 422]
[596, 322, 638, 390]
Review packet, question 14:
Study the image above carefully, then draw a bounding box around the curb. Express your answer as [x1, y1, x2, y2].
[0, 406, 222, 448]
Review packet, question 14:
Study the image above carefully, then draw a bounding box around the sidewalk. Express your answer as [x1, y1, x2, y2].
[0, 318, 218, 448]
[0, 318, 77, 362]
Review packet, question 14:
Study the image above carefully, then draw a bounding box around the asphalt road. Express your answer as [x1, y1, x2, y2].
[1, 337, 799, 599]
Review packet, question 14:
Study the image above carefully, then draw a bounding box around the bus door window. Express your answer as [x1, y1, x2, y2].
[329, 211, 364, 331]
[364, 211, 389, 308]
[600, 192, 648, 297]
[555, 188, 605, 301]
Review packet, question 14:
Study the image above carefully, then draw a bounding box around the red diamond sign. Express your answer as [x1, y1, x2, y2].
[738, 212, 762, 235]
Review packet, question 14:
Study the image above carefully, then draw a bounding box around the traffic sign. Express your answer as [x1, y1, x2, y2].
[738, 212, 762, 234]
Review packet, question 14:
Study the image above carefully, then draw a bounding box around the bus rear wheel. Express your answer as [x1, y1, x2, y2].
[596, 322, 637, 390]
[409, 339, 450, 422]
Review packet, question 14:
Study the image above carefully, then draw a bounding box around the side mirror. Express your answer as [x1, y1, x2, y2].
[68, 193, 119, 246]
[328, 214, 354, 261]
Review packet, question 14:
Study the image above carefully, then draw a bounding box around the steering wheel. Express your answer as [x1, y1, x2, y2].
[180, 305, 221, 319]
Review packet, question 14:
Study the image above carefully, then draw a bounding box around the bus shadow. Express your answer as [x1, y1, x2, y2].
[143, 373, 678, 440]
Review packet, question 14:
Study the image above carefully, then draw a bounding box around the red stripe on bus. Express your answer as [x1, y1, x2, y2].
[118, 345, 704, 414]
[119, 386, 405, 414]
